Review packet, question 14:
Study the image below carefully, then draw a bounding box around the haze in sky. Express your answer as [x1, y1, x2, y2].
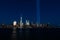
[0, 0, 60, 26]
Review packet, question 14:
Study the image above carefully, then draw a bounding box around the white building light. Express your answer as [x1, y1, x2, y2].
[13, 21, 17, 26]
[20, 17, 23, 28]
[26, 20, 30, 26]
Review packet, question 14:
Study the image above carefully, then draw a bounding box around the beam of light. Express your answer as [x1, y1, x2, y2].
[36, 0, 40, 24]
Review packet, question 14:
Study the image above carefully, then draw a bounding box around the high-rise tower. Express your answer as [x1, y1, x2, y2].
[20, 17, 23, 28]
[26, 20, 30, 26]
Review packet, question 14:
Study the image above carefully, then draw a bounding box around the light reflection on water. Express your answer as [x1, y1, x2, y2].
[25, 28, 30, 40]
[16, 28, 42, 40]
[0, 28, 59, 40]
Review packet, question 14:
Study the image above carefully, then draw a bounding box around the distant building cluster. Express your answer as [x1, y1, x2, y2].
[12, 17, 30, 28]
[12, 17, 40, 28]
[0, 17, 51, 28]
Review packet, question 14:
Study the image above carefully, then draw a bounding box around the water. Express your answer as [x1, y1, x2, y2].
[0, 27, 60, 40]
[0, 28, 13, 40]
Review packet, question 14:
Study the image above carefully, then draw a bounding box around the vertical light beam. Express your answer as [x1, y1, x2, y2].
[36, 0, 40, 24]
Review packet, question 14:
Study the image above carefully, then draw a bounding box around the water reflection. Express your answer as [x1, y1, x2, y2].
[25, 28, 30, 40]
[0, 28, 60, 40]
[16, 28, 25, 40]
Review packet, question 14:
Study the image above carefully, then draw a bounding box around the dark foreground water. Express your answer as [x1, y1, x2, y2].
[0, 28, 60, 40]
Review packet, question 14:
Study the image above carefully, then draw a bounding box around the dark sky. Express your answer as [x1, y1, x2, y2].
[40, 0, 60, 25]
[0, 0, 60, 25]
[0, 0, 36, 24]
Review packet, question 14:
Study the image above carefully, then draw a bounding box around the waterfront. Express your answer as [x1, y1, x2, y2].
[0, 27, 60, 40]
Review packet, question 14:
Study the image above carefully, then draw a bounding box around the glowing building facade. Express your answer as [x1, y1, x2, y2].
[20, 17, 23, 28]
[26, 20, 30, 26]
[13, 21, 17, 26]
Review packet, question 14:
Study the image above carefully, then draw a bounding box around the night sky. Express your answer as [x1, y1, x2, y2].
[40, 0, 60, 25]
[0, 0, 36, 24]
[0, 0, 60, 25]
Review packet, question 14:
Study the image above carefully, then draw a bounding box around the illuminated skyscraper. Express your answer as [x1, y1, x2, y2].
[26, 20, 30, 26]
[20, 17, 23, 28]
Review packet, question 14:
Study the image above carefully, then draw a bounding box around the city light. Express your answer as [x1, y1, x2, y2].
[13, 21, 17, 26]
[26, 20, 30, 26]
[0, 16, 48, 28]
[20, 17, 23, 28]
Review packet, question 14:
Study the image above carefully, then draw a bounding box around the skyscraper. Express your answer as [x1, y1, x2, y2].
[26, 20, 30, 26]
[20, 17, 23, 28]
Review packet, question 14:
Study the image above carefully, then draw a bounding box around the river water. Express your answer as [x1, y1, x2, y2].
[0, 28, 60, 40]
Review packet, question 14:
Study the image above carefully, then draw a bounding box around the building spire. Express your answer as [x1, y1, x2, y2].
[20, 16, 23, 28]
[26, 20, 30, 26]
